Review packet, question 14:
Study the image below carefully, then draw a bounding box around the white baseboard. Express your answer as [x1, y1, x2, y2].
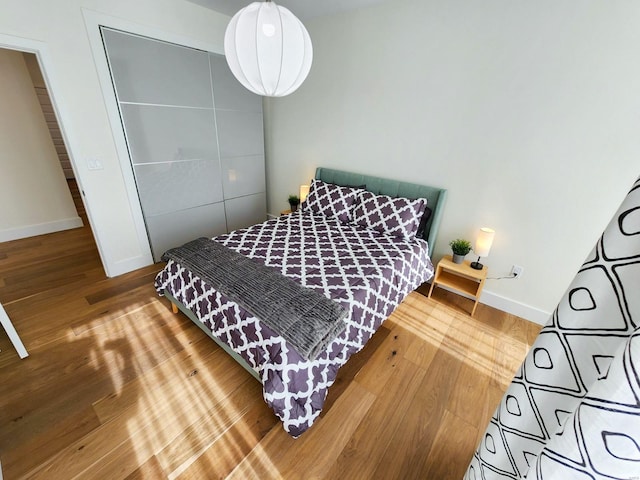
[433, 283, 551, 325]
[480, 290, 551, 325]
[0, 216, 84, 243]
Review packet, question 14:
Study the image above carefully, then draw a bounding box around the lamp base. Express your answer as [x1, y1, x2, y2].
[470, 257, 484, 270]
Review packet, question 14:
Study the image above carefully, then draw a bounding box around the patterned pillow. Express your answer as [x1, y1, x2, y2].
[302, 179, 361, 223]
[352, 191, 427, 241]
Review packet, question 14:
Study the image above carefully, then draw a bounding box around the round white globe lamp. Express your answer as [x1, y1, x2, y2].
[224, 1, 313, 97]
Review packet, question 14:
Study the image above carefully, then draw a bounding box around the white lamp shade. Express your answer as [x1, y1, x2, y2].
[224, 1, 313, 97]
[299, 184, 310, 202]
[474, 227, 495, 258]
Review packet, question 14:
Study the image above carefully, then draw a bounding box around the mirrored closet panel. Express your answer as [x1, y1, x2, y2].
[101, 28, 266, 262]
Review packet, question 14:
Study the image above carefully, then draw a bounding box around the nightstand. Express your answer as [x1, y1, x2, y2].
[428, 255, 487, 316]
[280, 209, 292, 216]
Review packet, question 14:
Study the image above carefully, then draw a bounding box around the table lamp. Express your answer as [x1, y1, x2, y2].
[299, 184, 310, 203]
[470, 227, 495, 270]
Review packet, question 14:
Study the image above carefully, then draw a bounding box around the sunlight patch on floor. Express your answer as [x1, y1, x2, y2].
[55, 295, 252, 477]
[390, 294, 530, 384]
[119, 298, 256, 478]
[226, 439, 283, 480]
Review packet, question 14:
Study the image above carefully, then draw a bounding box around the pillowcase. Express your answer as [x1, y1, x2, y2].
[352, 191, 427, 241]
[415, 206, 433, 240]
[303, 178, 362, 223]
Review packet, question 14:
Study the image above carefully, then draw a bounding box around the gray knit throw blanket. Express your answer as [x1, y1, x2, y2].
[161, 237, 348, 361]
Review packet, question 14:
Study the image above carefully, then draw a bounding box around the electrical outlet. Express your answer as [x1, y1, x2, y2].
[512, 265, 524, 278]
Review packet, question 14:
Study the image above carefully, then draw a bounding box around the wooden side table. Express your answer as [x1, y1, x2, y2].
[280, 209, 292, 216]
[428, 255, 487, 316]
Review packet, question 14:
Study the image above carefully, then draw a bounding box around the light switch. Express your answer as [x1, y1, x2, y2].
[87, 158, 104, 170]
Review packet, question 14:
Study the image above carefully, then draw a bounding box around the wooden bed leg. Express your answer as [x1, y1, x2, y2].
[171, 302, 178, 314]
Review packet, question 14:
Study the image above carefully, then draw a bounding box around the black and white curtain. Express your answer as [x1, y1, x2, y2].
[465, 176, 640, 480]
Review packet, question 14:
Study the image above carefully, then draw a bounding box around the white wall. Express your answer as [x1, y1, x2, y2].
[264, 0, 640, 322]
[0, 0, 229, 275]
[0, 49, 81, 242]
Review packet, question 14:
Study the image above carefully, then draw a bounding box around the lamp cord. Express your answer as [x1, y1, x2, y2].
[487, 273, 518, 280]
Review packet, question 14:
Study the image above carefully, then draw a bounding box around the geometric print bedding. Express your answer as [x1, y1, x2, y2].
[352, 190, 427, 241]
[302, 178, 361, 224]
[155, 210, 433, 437]
[465, 176, 640, 480]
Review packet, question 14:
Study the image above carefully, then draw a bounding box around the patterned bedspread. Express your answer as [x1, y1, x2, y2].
[154, 210, 434, 437]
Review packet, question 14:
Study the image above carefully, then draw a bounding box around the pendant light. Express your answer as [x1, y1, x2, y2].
[224, 0, 313, 97]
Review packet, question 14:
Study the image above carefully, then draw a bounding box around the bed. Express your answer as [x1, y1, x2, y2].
[154, 167, 447, 437]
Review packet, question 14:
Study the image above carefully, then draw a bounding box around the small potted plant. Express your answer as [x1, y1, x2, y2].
[449, 238, 472, 264]
[288, 194, 300, 212]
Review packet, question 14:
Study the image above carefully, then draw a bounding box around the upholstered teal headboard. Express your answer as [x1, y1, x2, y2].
[315, 168, 447, 252]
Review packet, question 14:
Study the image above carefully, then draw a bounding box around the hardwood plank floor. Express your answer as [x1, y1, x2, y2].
[0, 223, 542, 479]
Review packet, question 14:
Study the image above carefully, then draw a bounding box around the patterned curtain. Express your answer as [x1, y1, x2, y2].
[465, 176, 640, 480]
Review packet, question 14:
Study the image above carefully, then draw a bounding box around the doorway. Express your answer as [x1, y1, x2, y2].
[0, 44, 100, 271]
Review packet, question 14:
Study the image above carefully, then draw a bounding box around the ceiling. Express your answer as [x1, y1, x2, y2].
[188, 0, 388, 21]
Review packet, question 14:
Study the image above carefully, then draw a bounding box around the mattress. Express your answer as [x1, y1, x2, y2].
[154, 210, 434, 436]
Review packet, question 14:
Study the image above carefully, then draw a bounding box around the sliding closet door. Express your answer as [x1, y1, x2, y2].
[210, 54, 266, 231]
[102, 29, 227, 261]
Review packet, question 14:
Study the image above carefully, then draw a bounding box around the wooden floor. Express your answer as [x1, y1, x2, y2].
[0, 216, 541, 479]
